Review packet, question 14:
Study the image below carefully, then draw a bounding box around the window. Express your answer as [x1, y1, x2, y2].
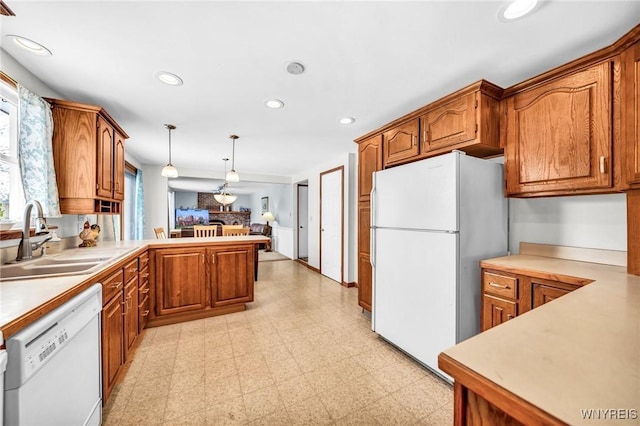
[123, 165, 136, 240]
[0, 80, 25, 221]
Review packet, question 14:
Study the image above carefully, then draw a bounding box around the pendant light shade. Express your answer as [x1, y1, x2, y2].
[214, 158, 237, 205]
[161, 124, 178, 178]
[226, 134, 240, 182]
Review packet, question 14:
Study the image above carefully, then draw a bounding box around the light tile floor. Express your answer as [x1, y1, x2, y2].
[103, 260, 453, 425]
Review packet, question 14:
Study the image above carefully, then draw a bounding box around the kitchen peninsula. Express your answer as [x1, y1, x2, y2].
[438, 244, 640, 425]
[0, 235, 269, 402]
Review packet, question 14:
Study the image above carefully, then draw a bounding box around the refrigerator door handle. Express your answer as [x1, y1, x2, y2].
[370, 176, 376, 268]
[370, 227, 375, 268]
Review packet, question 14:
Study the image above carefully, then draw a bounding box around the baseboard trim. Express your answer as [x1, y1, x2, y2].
[295, 258, 320, 273]
[342, 281, 356, 288]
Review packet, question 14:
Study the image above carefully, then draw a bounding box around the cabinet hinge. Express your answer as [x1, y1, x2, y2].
[474, 99, 478, 109]
[475, 123, 478, 133]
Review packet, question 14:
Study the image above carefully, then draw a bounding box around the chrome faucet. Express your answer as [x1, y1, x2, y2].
[16, 200, 51, 261]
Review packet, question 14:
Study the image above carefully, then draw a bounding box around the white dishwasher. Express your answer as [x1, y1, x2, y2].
[4, 283, 102, 426]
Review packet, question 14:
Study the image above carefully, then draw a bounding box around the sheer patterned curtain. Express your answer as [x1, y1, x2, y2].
[17, 85, 61, 217]
[135, 169, 145, 239]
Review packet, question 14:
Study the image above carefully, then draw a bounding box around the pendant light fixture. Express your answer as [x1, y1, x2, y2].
[226, 134, 240, 182]
[161, 124, 178, 178]
[214, 158, 237, 205]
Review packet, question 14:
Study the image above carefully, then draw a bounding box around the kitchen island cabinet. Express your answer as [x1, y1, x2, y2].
[439, 244, 638, 425]
[147, 239, 258, 327]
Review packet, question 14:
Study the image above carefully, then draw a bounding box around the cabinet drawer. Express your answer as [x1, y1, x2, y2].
[123, 258, 138, 283]
[138, 295, 150, 334]
[483, 272, 517, 300]
[139, 252, 149, 271]
[102, 270, 124, 304]
[138, 267, 150, 287]
[138, 279, 150, 299]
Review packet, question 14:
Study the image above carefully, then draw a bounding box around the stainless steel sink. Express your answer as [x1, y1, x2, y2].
[0, 262, 102, 280]
[0, 248, 134, 281]
[1, 256, 104, 281]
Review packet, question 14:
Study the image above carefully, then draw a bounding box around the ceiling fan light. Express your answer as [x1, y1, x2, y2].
[226, 170, 240, 182]
[161, 164, 178, 178]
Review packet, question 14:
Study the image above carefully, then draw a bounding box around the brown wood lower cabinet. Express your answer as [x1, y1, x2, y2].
[154, 247, 207, 316]
[101, 282, 123, 403]
[209, 245, 254, 307]
[148, 242, 257, 327]
[101, 269, 125, 404]
[481, 267, 582, 332]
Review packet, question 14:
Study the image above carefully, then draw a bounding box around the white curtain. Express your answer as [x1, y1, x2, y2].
[17, 85, 61, 217]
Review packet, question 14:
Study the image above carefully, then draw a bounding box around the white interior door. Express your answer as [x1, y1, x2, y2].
[320, 167, 343, 283]
[297, 184, 309, 259]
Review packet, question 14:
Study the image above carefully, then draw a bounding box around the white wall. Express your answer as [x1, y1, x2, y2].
[175, 192, 198, 209]
[248, 184, 293, 227]
[292, 152, 356, 284]
[142, 164, 169, 238]
[508, 193, 627, 253]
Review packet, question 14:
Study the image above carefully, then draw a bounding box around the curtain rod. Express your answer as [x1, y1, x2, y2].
[0, 71, 18, 89]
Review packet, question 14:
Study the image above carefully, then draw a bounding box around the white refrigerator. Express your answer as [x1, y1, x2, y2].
[371, 151, 507, 381]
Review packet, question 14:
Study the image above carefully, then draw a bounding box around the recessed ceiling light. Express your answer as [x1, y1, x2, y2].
[498, 0, 539, 22]
[7, 35, 52, 56]
[155, 71, 184, 86]
[285, 61, 305, 75]
[339, 117, 355, 125]
[265, 99, 284, 109]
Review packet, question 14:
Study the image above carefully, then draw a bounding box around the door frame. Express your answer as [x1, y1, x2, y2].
[297, 183, 309, 260]
[319, 166, 344, 285]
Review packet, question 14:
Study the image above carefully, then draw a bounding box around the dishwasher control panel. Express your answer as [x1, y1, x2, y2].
[26, 327, 70, 373]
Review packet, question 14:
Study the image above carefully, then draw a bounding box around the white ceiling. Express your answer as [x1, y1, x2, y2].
[1, 1, 639, 193]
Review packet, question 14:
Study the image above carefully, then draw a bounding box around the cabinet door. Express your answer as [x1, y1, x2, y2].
[358, 253, 372, 312]
[421, 92, 477, 152]
[623, 41, 640, 186]
[358, 135, 382, 202]
[155, 248, 207, 316]
[482, 295, 517, 331]
[532, 282, 573, 309]
[505, 62, 612, 195]
[210, 246, 254, 307]
[113, 131, 126, 200]
[124, 278, 139, 358]
[97, 115, 114, 199]
[357, 203, 372, 311]
[383, 120, 419, 166]
[102, 292, 124, 403]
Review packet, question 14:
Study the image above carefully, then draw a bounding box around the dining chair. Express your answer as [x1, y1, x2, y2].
[193, 225, 217, 237]
[154, 227, 167, 239]
[222, 227, 250, 236]
[221, 224, 244, 233]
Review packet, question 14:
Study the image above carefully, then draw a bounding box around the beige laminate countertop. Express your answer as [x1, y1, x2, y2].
[442, 254, 640, 425]
[0, 236, 269, 342]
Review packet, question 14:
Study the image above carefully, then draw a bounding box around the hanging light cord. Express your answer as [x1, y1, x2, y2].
[230, 137, 236, 172]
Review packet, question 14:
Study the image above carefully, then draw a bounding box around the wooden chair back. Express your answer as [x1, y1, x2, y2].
[154, 227, 167, 239]
[222, 227, 250, 236]
[221, 224, 244, 232]
[193, 225, 217, 237]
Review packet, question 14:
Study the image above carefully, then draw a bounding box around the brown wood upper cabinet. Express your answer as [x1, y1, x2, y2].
[46, 98, 128, 214]
[358, 134, 382, 202]
[623, 40, 640, 188]
[382, 119, 419, 167]
[419, 81, 502, 158]
[504, 61, 614, 196]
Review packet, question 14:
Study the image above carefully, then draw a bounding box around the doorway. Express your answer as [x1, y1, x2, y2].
[297, 183, 309, 262]
[320, 166, 343, 284]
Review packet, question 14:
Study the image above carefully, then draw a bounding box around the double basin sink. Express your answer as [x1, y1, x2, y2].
[0, 248, 132, 281]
